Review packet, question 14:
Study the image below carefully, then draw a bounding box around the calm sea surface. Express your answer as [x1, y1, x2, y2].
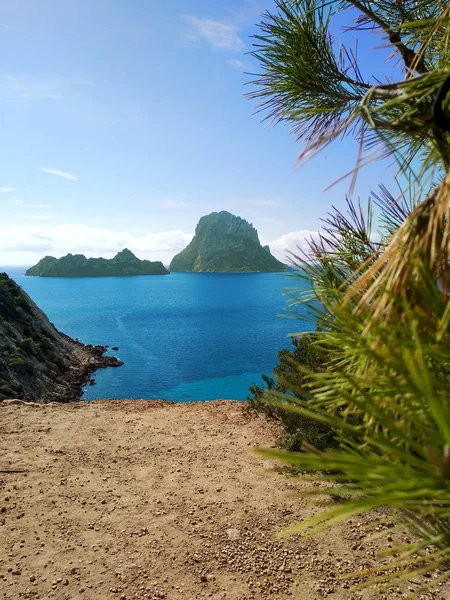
[3, 267, 312, 402]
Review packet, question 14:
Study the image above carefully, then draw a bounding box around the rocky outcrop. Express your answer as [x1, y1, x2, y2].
[26, 249, 169, 277]
[169, 211, 286, 272]
[0, 273, 123, 402]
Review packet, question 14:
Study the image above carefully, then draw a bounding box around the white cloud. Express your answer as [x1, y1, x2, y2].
[15, 200, 52, 209]
[0, 74, 92, 102]
[0, 187, 15, 193]
[159, 199, 188, 209]
[257, 217, 284, 225]
[38, 168, 77, 181]
[226, 59, 245, 69]
[182, 15, 244, 51]
[252, 199, 279, 207]
[14, 213, 57, 221]
[0, 224, 193, 266]
[264, 230, 320, 263]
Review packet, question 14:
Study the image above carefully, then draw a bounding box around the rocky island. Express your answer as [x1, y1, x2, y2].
[0, 273, 122, 402]
[26, 248, 169, 277]
[170, 211, 286, 272]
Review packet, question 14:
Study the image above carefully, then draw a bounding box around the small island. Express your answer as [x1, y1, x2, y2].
[26, 248, 169, 278]
[170, 211, 286, 273]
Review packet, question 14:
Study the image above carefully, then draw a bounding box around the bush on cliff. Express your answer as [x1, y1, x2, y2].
[248, 334, 337, 451]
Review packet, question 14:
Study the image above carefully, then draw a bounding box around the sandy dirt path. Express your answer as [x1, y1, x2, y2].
[0, 400, 448, 600]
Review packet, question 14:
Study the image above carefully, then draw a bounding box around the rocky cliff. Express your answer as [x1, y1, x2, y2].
[26, 249, 169, 277]
[169, 211, 286, 272]
[0, 273, 122, 402]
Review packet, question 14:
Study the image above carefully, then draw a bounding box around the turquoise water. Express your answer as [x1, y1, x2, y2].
[4, 267, 312, 401]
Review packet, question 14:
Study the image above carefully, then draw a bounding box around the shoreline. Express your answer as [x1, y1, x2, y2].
[39, 334, 124, 403]
[1, 398, 244, 407]
[81, 397, 245, 404]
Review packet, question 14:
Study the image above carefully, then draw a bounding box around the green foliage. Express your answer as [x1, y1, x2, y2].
[0, 383, 18, 398]
[248, 0, 450, 190]
[251, 192, 450, 592]
[19, 337, 37, 354]
[8, 356, 25, 369]
[249, 1, 367, 154]
[261, 267, 450, 592]
[249, 1, 450, 594]
[0, 273, 32, 321]
[248, 335, 337, 450]
[0, 377, 22, 400]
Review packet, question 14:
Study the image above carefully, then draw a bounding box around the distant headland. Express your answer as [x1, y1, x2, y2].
[170, 211, 286, 273]
[26, 249, 169, 278]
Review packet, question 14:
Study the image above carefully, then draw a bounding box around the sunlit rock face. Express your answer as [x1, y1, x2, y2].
[169, 211, 286, 273]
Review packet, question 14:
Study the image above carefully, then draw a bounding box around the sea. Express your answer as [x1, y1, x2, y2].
[3, 266, 313, 402]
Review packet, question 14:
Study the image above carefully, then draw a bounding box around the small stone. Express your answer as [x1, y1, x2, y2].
[226, 528, 240, 540]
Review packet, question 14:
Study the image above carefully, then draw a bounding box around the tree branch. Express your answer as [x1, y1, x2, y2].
[347, 0, 427, 74]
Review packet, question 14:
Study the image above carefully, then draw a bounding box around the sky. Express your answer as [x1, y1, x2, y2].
[0, 0, 401, 266]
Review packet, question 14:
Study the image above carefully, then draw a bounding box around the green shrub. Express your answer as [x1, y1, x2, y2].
[0, 383, 18, 398]
[19, 337, 36, 354]
[8, 356, 25, 369]
[248, 335, 337, 450]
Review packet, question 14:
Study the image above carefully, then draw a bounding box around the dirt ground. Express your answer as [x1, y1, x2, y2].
[0, 400, 448, 600]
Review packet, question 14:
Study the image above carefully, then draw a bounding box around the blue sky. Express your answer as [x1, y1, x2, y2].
[0, 0, 399, 265]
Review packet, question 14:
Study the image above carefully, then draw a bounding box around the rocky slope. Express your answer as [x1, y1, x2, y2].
[26, 248, 169, 277]
[170, 211, 286, 272]
[0, 273, 122, 402]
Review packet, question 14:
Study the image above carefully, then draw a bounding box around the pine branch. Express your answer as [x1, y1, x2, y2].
[346, 0, 428, 73]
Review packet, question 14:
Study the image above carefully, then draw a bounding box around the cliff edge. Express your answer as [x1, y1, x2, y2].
[0, 273, 122, 402]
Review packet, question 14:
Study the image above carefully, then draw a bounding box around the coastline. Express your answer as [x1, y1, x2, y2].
[40, 334, 124, 403]
[11, 271, 293, 402]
